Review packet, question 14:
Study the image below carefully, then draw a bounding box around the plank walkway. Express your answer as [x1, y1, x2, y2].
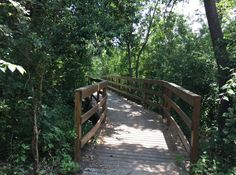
[79, 91, 188, 175]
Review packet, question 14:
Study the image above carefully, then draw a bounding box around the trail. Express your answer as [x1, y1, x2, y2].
[79, 91, 187, 175]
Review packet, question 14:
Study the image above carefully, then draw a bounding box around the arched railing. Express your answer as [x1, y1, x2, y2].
[103, 76, 201, 163]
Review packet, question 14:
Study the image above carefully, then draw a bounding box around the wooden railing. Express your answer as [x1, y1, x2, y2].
[74, 79, 107, 162]
[103, 76, 201, 163]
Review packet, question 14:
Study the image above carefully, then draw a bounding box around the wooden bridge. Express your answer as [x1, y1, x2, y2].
[74, 76, 201, 174]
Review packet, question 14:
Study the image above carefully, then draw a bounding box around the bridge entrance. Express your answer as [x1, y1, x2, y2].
[74, 76, 201, 174]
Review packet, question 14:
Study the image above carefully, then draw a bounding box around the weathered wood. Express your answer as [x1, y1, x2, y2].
[81, 96, 107, 124]
[160, 81, 200, 106]
[143, 82, 149, 108]
[75, 81, 107, 99]
[108, 80, 161, 98]
[163, 88, 172, 126]
[163, 94, 192, 129]
[163, 108, 191, 153]
[82, 105, 98, 124]
[81, 111, 106, 148]
[74, 91, 82, 162]
[81, 91, 187, 174]
[102, 86, 107, 121]
[105, 75, 201, 163]
[108, 76, 200, 106]
[74, 79, 108, 162]
[190, 97, 201, 163]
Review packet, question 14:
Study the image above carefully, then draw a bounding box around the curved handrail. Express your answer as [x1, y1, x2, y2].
[103, 75, 201, 164]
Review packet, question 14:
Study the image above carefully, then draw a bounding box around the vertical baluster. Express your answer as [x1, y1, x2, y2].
[102, 85, 107, 121]
[143, 81, 149, 108]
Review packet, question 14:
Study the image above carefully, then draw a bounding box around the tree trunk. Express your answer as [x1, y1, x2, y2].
[32, 98, 39, 175]
[127, 42, 133, 77]
[135, 1, 158, 78]
[32, 69, 44, 175]
[203, 0, 231, 133]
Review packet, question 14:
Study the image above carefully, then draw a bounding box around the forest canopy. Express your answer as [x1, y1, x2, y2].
[0, 0, 235, 174]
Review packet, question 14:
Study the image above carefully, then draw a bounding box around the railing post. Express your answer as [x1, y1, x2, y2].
[97, 91, 100, 102]
[126, 79, 129, 93]
[143, 81, 149, 108]
[118, 78, 121, 90]
[163, 88, 172, 125]
[190, 97, 201, 164]
[74, 91, 82, 162]
[102, 85, 107, 121]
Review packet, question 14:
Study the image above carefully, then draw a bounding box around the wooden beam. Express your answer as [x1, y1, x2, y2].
[81, 96, 107, 124]
[163, 108, 191, 153]
[190, 97, 201, 163]
[81, 111, 106, 148]
[163, 94, 192, 129]
[75, 81, 107, 99]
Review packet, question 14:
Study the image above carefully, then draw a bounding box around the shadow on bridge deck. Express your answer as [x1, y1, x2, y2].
[79, 91, 189, 175]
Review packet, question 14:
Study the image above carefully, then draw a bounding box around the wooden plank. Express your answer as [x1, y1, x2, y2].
[81, 111, 106, 148]
[74, 91, 82, 162]
[108, 85, 143, 102]
[81, 106, 98, 124]
[81, 96, 107, 124]
[146, 79, 200, 106]
[163, 108, 191, 153]
[163, 94, 192, 129]
[75, 81, 107, 98]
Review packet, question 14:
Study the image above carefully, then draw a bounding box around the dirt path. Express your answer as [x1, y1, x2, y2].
[79, 91, 187, 175]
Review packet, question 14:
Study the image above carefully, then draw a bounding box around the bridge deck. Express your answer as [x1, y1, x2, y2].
[80, 91, 188, 175]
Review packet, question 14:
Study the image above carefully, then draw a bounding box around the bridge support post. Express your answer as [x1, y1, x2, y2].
[143, 81, 149, 108]
[74, 91, 82, 162]
[102, 86, 107, 121]
[190, 97, 201, 163]
[163, 88, 172, 126]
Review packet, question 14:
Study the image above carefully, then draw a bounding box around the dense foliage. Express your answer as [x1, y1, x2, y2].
[0, 0, 235, 174]
[0, 0, 119, 174]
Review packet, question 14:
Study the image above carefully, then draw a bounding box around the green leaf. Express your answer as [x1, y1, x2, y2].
[8, 64, 16, 72]
[16, 66, 26, 75]
[0, 67, 6, 72]
[227, 89, 235, 95]
[223, 96, 229, 101]
[221, 84, 229, 90]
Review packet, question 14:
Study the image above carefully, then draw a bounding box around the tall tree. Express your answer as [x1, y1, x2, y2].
[135, 1, 159, 78]
[203, 0, 231, 133]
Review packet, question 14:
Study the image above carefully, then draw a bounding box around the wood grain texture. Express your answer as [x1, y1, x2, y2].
[80, 91, 188, 175]
[104, 76, 201, 164]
